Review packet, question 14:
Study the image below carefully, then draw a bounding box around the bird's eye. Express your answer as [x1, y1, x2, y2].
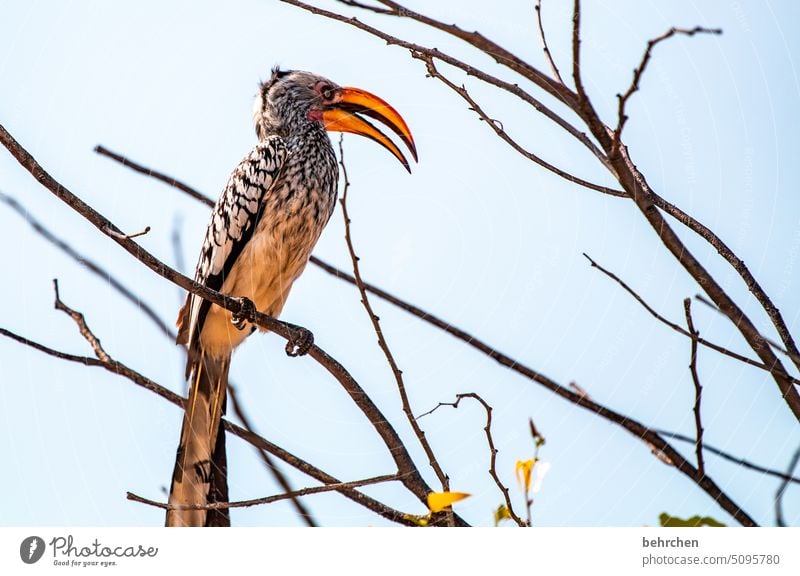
[320, 84, 335, 101]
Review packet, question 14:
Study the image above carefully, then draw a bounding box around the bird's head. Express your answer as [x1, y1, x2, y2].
[253, 68, 417, 172]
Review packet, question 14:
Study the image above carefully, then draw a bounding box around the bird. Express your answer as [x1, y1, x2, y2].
[166, 68, 417, 527]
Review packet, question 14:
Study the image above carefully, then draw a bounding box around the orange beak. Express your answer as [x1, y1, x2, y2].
[320, 87, 417, 173]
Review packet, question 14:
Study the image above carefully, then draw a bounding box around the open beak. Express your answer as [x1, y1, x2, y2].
[321, 87, 417, 173]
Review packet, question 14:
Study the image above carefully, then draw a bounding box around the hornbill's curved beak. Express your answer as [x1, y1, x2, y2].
[321, 87, 418, 173]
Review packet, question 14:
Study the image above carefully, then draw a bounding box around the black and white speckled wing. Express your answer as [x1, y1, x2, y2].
[176, 136, 288, 353]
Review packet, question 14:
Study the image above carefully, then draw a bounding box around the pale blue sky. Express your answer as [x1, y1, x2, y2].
[0, 0, 798, 526]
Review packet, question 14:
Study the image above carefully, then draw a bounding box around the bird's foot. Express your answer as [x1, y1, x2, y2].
[285, 323, 314, 357]
[231, 297, 256, 331]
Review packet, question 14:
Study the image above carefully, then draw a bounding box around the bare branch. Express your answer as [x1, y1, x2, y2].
[571, 0, 587, 102]
[94, 145, 211, 207]
[614, 27, 722, 152]
[655, 430, 800, 485]
[419, 55, 623, 197]
[583, 253, 799, 383]
[534, 0, 564, 84]
[694, 294, 800, 368]
[227, 383, 318, 526]
[657, 200, 800, 376]
[338, 138, 451, 508]
[336, 0, 392, 15]
[683, 299, 705, 478]
[221, 418, 427, 525]
[128, 473, 399, 511]
[775, 444, 800, 526]
[0, 192, 175, 340]
[53, 279, 111, 363]
[0, 327, 109, 368]
[420, 392, 526, 527]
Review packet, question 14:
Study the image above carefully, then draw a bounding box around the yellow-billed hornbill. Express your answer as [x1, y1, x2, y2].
[167, 68, 416, 526]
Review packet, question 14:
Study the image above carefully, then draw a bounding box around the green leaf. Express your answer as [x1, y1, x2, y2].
[402, 514, 429, 527]
[493, 504, 511, 527]
[658, 513, 726, 527]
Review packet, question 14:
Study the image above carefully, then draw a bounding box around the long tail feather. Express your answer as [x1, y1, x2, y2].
[166, 351, 231, 527]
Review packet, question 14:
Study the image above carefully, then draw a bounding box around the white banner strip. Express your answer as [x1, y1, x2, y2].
[1, 527, 798, 575]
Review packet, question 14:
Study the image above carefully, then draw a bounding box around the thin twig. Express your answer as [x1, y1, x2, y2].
[571, 0, 588, 105]
[337, 137, 450, 495]
[534, 0, 564, 84]
[570, 381, 590, 399]
[0, 327, 109, 367]
[583, 253, 799, 383]
[683, 299, 705, 478]
[420, 392, 526, 527]
[419, 55, 622, 197]
[337, 0, 392, 14]
[53, 279, 111, 363]
[106, 226, 150, 240]
[654, 430, 800, 485]
[694, 294, 800, 368]
[127, 473, 399, 511]
[334, 0, 575, 105]
[657, 199, 800, 376]
[94, 145, 211, 206]
[614, 27, 722, 153]
[227, 383, 318, 526]
[0, 191, 175, 340]
[775, 444, 800, 527]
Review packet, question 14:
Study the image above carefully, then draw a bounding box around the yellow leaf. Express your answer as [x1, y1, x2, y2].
[516, 459, 535, 494]
[427, 491, 471, 513]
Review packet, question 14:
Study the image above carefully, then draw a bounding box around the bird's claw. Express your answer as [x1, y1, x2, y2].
[231, 297, 256, 331]
[285, 324, 314, 357]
